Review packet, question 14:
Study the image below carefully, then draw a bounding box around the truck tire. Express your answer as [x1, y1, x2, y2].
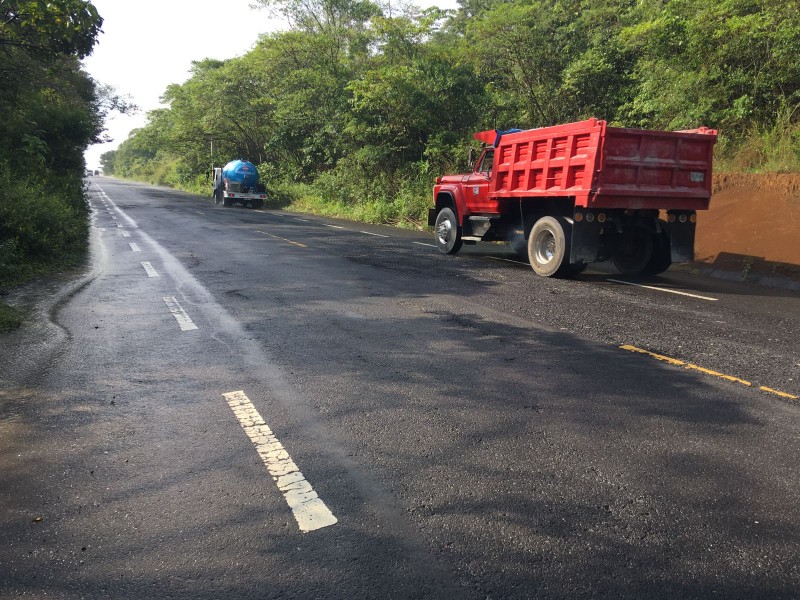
[642, 225, 672, 275]
[214, 188, 222, 205]
[252, 199, 264, 209]
[223, 197, 232, 207]
[434, 207, 463, 254]
[612, 226, 653, 276]
[528, 216, 573, 277]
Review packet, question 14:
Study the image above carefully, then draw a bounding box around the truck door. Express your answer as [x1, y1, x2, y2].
[462, 149, 499, 214]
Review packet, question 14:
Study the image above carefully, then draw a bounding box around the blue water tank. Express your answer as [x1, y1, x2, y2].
[222, 160, 260, 188]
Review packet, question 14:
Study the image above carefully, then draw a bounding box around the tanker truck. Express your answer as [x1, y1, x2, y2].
[212, 159, 268, 209]
[429, 118, 717, 277]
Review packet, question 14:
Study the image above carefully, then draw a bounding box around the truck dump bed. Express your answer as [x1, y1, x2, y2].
[487, 118, 717, 210]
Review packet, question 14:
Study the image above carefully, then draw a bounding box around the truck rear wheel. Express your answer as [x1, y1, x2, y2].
[612, 226, 654, 276]
[434, 207, 463, 254]
[528, 216, 573, 277]
[214, 189, 222, 205]
[642, 225, 672, 275]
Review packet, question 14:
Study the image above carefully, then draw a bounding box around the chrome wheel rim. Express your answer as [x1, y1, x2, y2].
[534, 229, 556, 264]
[436, 218, 452, 246]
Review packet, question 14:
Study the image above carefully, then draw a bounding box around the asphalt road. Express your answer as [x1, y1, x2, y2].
[1, 178, 799, 599]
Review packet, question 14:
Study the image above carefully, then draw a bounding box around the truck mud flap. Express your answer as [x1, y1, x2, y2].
[666, 217, 696, 263]
[427, 208, 438, 227]
[571, 219, 602, 263]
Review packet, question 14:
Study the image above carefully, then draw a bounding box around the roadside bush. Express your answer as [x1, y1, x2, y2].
[715, 104, 800, 174]
[0, 164, 89, 288]
[0, 301, 21, 332]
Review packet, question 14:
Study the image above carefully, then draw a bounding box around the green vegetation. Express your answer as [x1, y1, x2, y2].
[0, 301, 22, 331]
[0, 1, 115, 329]
[105, 0, 800, 225]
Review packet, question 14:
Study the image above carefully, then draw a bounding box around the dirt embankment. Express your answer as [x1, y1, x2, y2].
[695, 173, 800, 281]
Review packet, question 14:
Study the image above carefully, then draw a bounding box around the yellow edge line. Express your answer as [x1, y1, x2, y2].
[256, 230, 307, 248]
[620, 345, 752, 386]
[760, 386, 799, 400]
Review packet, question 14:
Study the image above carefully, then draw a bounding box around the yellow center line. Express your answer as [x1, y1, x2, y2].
[684, 363, 751, 386]
[759, 386, 799, 400]
[620, 345, 798, 400]
[619, 344, 686, 367]
[255, 230, 307, 248]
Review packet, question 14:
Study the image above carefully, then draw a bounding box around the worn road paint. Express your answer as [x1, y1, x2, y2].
[117, 223, 123, 228]
[129, 243, 141, 252]
[222, 390, 338, 533]
[760, 386, 799, 400]
[608, 279, 718, 302]
[684, 363, 751, 385]
[620, 344, 767, 392]
[162, 296, 199, 331]
[620, 345, 686, 367]
[141, 262, 159, 278]
[620, 345, 750, 384]
[294, 218, 310, 222]
[121, 231, 130, 238]
[488, 256, 529, 266]
[324, 224, 345, 230]
[413, 242, 436, 248]
[359, 231, 390, 238]
[255, 230, 307, 248]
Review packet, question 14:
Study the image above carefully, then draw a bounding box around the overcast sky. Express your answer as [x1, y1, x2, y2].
[82, 0, 458, 169]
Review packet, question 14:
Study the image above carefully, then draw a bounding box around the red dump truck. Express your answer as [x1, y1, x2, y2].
[429, 118, 717, 276]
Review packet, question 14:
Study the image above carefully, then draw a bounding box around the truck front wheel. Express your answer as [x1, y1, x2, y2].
[528, 216, 573, 277]
[434, 207, 463, 254]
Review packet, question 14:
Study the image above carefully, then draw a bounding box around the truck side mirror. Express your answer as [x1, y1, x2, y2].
[468, 148, 475, 169]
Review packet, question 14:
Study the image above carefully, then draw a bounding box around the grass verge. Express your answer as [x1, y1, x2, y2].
[0, 300, 22, 332]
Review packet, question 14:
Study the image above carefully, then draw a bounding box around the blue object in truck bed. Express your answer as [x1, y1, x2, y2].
[222, 160, 259, 188]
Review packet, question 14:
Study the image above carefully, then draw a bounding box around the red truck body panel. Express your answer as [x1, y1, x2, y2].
[481, 118, 716, 211]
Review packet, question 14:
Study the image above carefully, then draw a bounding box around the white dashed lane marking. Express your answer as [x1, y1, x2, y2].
[162, 296, 198, 331]
[359, 231, 389, 238]
[141, 262, 159, 278]
[413, 242, 436, 248]
[222, 390, 338, 533]
[129, 242, 141, 252]
[121, 231, 130, 237]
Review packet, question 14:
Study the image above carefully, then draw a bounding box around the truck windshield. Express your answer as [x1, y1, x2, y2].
[477, 150, 494, 175]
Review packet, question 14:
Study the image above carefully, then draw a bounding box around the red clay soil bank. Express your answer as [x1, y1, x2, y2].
[694, 173, 800, 281]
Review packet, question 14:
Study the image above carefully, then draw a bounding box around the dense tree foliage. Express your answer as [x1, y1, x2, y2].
[108, 0, 800, 224]
[0, 1, 108, 291]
